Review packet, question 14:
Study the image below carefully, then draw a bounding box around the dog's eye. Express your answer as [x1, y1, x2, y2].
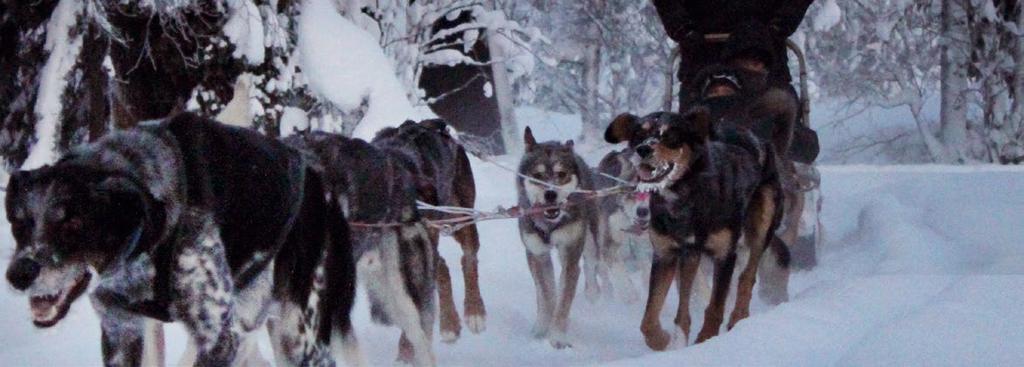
[555, 171, 567, 180]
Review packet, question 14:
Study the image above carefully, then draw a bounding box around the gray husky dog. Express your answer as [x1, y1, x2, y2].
[594, 149, 652, 303]
[515, 127, 599, 349]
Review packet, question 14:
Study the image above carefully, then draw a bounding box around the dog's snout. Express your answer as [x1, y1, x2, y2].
[636, 145, 653, 158]
[636, 207, 650, 218]
[7, 257, 41, 291]
[544, 190, 558, 203]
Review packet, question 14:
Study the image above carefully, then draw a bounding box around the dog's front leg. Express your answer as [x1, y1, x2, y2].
[673, 253, 701, 344]
[525, 251, 556, 339]
[640, 255, 676, 351]
[550, 240, 584, 349]
[171, 211, 240, 366]
[640, 233, 678, 351]
[91, 298, 164, 367]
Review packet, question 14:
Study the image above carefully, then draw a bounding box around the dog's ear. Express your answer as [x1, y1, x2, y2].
[564, 139, 574, 149]
[91, 176, 147, 219]
[420, 118, 448, 131]
[685, 107, 712, 141]
[524, 126, 537, 149]
[605, 113, 639, 144]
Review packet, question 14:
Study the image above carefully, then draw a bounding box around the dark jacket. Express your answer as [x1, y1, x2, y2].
[653, 0, 814, 42]
[654, 0, 814, 85]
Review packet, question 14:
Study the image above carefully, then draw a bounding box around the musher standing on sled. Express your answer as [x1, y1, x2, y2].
[653, 0, 820, 164]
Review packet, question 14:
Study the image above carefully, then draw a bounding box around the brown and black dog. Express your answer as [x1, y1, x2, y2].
[372, 120, 487, 343]
[605, 108, 789, 350]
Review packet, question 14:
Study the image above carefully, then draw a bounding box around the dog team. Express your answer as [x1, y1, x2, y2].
[2, 18, 815, 367]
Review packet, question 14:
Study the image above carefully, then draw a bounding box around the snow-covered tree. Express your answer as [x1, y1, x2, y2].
[506, 0, 676, 145]
[804, 0, 1023, 164]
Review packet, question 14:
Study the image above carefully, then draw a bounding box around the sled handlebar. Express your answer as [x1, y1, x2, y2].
[700, 33, 811, 127]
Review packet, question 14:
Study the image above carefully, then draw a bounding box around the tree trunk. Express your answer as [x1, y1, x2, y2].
[938, 0, 968, 162]
[1012, 1, 1024, 146]
[581, 43, 602, 144]
[487, 20, 520, 155]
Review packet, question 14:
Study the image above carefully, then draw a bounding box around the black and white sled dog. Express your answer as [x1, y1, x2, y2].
[516, 127, 599, 349]
[285, 131, 436, 366]
[3, 113, 359, 366]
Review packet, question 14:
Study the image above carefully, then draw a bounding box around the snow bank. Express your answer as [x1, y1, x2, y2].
[298, 0, 423, 140]
[21, 0, 84, 170]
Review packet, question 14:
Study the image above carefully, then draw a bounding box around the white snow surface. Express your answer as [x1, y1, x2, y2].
[21, 0, 84, 170]
[298, 0, 425, 140]
[2, 144, 1023, 366]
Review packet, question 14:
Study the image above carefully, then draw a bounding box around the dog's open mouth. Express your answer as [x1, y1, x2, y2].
[543, 208, 562, 220]
[637, 162, 674, 183]
[623, 220, 649, 235]
[29, 271, 91, 328]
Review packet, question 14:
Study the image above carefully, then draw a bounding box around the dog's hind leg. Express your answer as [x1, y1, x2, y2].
[582, 229, 602, 303]
[453, 151, 487, 334]
[695, 230, 738, 344]
[454, 223, 487, 334]
[361, 229, 434, 367]
[399, 225, 437, 366]
[730, 187, 777, 330]
[673, 253, 701, 344]
[433, 228, 462, 343]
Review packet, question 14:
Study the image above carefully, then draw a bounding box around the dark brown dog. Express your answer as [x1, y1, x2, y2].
[605, 108, 789, 349]
[372, 120, 487, 343]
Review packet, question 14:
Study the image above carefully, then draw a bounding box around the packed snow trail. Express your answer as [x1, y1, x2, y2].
[1, 162, 1022, 366]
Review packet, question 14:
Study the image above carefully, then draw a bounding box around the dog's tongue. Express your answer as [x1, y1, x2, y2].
[637, 164, 655, 180]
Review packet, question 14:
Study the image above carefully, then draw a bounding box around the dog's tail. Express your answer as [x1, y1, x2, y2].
[299, 167, 359, 360]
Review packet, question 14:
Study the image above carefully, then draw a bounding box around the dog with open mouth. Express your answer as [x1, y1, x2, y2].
[4, 113, 359, 366]
[593, 149, 654, 303]
[515, 127, 599, 349]
[605, 107, 790, 350]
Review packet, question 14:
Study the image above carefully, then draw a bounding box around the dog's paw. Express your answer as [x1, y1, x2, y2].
[584, 284, 600, 303]
[642, 327, 672, 351]
[531, 322, 550, 339]
[618, 285, 640, 304]
[440, 330, 459, 344]
[727, 309, 749, 330]
[465, 314, 486, 334]
[695, 327, 719, 344]
[549, 332, 573, 349]
[671, 325, 689, 348]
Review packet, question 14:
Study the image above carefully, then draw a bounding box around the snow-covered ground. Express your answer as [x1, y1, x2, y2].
[2, 154, 1022, 366]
